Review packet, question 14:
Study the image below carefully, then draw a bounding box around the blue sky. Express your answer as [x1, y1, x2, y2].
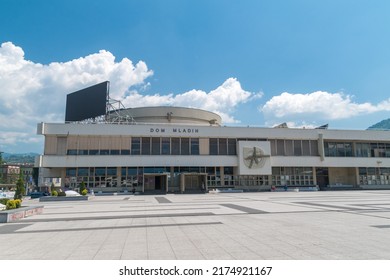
[1, 0, 390, 153]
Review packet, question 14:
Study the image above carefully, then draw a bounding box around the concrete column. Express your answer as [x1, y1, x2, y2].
[116, 167, 121, 188]
[312, 167, 317, 186]
[170, 166, 174, 192]
[61, 168, 66, 188]
[355, 167, 360, 187]
[318, 133, 325, 161]
[180, 174, 185, 193]
[268, 175, 273, 187]
[220, 166, 224, 186]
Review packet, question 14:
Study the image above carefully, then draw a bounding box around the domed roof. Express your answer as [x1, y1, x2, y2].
[113, 106, 221, 126]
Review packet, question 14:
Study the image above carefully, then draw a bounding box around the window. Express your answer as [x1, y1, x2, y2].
[219, 138, 227, 155]
[293, 140, 302, 156]
[355, 143, 369, 157]
[95, 168, 106, 176]
[171, 138, 180, 155]
[270, 140, 276, 156]
[121, 149, 130, 155]
[66, 168, 76, 176]
[228, 139, 236, 155]
[277, 140, 284, 156]
[224, 167, 233, 175]
[78, 149, 88, 155]
[191, 138, 199, 155]
[107, 168, 117, 176]
[345, 143, 353, 156]
[325, 142, 353, 157]
[109, 150, 120, 155]
[67, 149, 77, 155]
[210, 138, 218, 155]
[131, 138, 140, 155]
[152, 137, 160, 155]
[325, 142, 336, 156]
[89, 149, 99, 155]
[141, 137, 151, 155]
[336, 143, 345, 157]
[162, 137, 170, 155]
[310, 140, 318, 156]
[302, 140, 310, 156]
[181, 138, 190, 155]
[285, 140, 294, 156]
[77, 168, 89, 176]
[127, 167, 137, 175]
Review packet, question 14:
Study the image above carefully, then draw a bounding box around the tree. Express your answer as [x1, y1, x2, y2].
[79, 181, 86, 194]
[14, 174, 25, 200]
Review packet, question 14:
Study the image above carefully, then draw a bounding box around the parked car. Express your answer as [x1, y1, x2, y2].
[30, 192, 50, 199]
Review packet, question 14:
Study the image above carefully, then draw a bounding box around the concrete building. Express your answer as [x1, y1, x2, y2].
[35, 106, 390, 193]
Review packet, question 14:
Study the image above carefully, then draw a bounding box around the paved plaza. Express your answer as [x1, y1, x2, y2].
[1, 190, 390, 260]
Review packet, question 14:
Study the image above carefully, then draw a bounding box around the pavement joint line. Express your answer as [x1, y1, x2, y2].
[39, 207, 221, 215]
[0, 224, 31, 234]
[18, 212, 216, 223]
[3, 222, 223, 234]
[295, 201, 372, 211]
[220, 203, 268, 214]
[372, 225, 390, 229]
[155, 197, 173, 203]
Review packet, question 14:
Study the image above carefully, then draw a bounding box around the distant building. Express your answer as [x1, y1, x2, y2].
[35, 106, 390, 193]
[0, 164, 36, 192]
[0, 164, 20, 184]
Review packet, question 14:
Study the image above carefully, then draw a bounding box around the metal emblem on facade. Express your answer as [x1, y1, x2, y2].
[243, 146, 268, 169]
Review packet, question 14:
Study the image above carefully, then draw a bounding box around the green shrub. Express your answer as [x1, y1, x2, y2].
[6, 200, 16, 210]
[0, 198, 10, 206]
[58, 191, 66, 197]
[51, 190, 58, 197]
[14, 199, 22, 208]
[81, 189, 88, 196]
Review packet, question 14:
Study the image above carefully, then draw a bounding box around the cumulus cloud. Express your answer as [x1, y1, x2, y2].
[0, 41, 153, 151]
[0, 42, 258, 151]
[120, 78, 261, 123]
[260, 91, 390, 126]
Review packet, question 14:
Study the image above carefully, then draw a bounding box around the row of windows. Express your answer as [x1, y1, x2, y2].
[66, 166, 232, 177]
[209, 138, 237, 155]
[270, 140, 319, 156]
[132, 137, 200, 155]
[65, 138, 390, 158]
[67, 137, 201, 156]
[358, 167, 390, 185]
[325, 142, 390, 157]
[66, 137, 240, 156]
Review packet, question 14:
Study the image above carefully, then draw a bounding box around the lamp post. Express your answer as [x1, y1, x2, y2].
[0, 151, 3, 185]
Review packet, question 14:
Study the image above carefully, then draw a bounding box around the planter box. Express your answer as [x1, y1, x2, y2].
[39, 196, 90, 202]
[0, 206, 44, 223]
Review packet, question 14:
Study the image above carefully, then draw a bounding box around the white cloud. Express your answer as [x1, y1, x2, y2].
[121, 78, 261, 123]
[0, 41, 153, 151]
[260, 91, 390, 126]
[0, 42, 259, 152]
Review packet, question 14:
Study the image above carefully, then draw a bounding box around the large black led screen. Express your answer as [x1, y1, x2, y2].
[65, 81, 109, 122]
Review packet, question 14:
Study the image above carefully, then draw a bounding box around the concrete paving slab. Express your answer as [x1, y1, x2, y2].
[2, 191, 390, 259]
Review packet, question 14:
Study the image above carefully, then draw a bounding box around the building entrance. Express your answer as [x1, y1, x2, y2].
[143, 174, 168, 193]
[316, 168, 329, 190]
[180, 173, 207, 193]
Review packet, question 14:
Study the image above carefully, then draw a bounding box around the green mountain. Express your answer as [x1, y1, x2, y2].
[1, 153, 38, 164]
[367, 118, 390, 130]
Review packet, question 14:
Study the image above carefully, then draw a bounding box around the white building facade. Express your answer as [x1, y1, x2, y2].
[36, 107, 390, 193]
